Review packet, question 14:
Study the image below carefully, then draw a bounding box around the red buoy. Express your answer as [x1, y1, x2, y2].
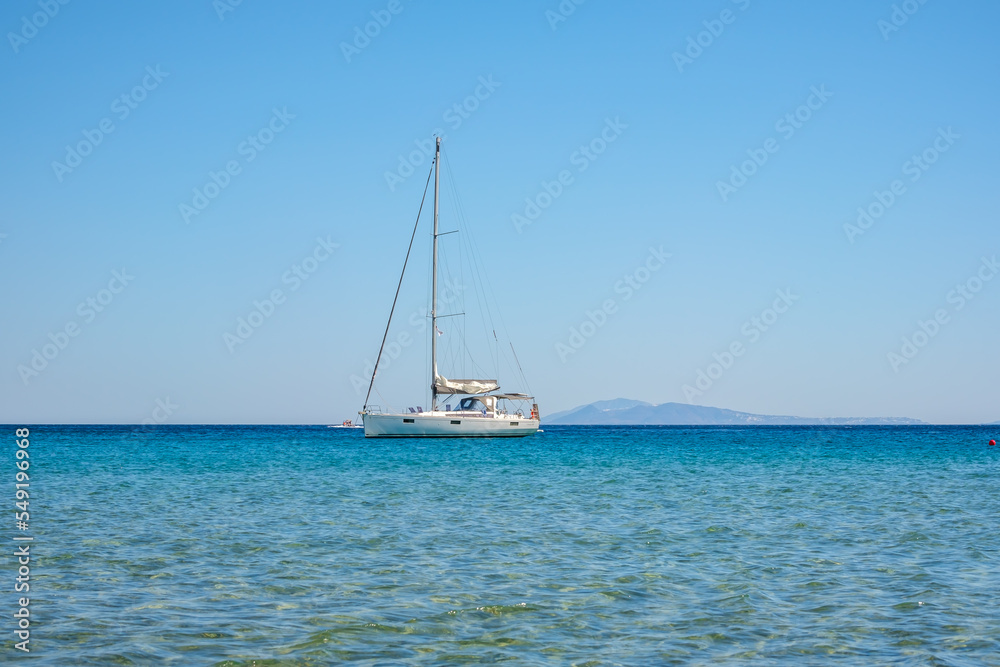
[991, 440, 997, 447]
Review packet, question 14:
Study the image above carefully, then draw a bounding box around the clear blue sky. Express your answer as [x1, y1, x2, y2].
[2, 0, 998, 424]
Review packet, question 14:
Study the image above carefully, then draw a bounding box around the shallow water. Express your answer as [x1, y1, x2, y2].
[8, 425, 1000, 664]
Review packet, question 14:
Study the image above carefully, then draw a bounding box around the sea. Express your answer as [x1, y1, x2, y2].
[7, 424, 1000, 665]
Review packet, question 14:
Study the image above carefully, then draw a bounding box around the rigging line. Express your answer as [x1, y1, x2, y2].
[452, 172, 502, 373]
[464, 230, 494, 374]
[450, 163, 509, 363]
[443, 153, 485, 377]
[445, 150, 529, 392]
[447, 157, 467, 378]
[451, 183, 496, 374]
[444, 150, 508, 381]
[425, 195, 434, 411]
[441, 153, 476, 364]
[362, 161, 436, 414]
[437, 165, 464, 378]
[451, 163, 489, 379]
[470, 235, 500, 372]
[470, 221, 525, 386]
[509, 343, 532, 395]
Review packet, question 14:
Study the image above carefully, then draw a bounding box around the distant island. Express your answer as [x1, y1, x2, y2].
[544, 399, 926, 426]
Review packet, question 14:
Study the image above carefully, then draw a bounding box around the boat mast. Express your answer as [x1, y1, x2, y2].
[431, 136, 441, 412]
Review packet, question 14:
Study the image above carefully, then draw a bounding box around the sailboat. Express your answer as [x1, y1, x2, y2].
[360, 138, 540, 438]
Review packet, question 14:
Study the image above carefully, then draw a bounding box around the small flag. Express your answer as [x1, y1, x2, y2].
[435, 326, 444, 336]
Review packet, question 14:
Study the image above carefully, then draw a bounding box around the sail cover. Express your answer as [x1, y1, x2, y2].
[434, 376, 499, 395]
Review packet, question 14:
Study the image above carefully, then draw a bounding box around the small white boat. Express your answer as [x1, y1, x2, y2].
[328, 420, 362, 429]
[359, 138, 539, 438]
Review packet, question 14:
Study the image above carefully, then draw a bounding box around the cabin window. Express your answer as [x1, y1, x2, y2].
[403, 418, 414, 424]
[451, 420, 461, 425]
[510, 421, 519, 426]
[458, 397, 488, 412]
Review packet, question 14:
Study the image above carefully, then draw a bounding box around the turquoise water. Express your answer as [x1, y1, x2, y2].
[8, 425, 1000, 664]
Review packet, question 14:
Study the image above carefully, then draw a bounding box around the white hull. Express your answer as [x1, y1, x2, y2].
[363, 412, 539, 438]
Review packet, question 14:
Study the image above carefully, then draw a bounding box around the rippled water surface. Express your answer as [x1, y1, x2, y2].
[10, 425, 1000, 664]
